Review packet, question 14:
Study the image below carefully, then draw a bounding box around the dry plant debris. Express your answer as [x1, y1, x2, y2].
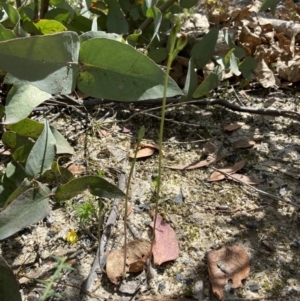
[207, 245, 251, 300]
[150, 213, 180, 265]
[106, 239, 151, 284]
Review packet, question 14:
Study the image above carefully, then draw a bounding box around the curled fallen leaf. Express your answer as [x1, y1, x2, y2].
[166, 154, 226, 170]
[207, 245, 250, 301]
[232, 140, 255, 150]
[208, 160, 246, 182]
[224, 122, 244, 132]
[106, 239, 151, 284]
[129, 143, 159, 159]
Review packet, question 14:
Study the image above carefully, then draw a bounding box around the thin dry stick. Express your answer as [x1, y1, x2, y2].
[210, 166, 300, 208]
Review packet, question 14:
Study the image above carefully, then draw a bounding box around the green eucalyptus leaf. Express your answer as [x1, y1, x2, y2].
[106, 0, 128, 34]
[179, 0, 198, 8]
[67, 15, 92, 33]
[0, 23, 16, 41]
[40, 162, 74, 185]
[5, 119, 73, 154]
[54, 175, 125, 201]
[0, 32, 79, 94]
[0, 182, 50, 240]
[0, 170, 23, 208]
[25, 119, 56, 179]
[147, 47, 168, 63]
[6, 119, 44, 139]
[126, 29, 142, 47]
[2, 132, 33, 151]
[77, 38, 183, 101]
[1, 3, 20, 30]
[146, 6, 162, 45]
[229, 52, 241, 76]
[193, 65, 222, 98]
[51, 127, 74, 155]
[4, 77, 51, 124]
[12, 142, 34, 163]
[44, 8, 71, 24]
[223, 30, 245, 59]
[33, 19, 67, 34]
[191, 28, 219, 69]
[260, 0, 280, 15]
[4, 178, 32, 208]
[183, 57, 197, 101]
[80, 31, 123, 44]
[0, 255, 22, 301]
[239, 57, 257, 79]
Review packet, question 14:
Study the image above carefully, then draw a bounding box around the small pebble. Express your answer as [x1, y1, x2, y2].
[158, 283, 166, 291]
[246, 221, 258, 229]
[290, 240, 300, 248]
[193, 280, 204, 301]
[138, 204, 150, 211]
[173, 193, 184, 204]
[248, 284, 260, 292]
[47, 230, 56, 238]
[176, 273, 183, 282]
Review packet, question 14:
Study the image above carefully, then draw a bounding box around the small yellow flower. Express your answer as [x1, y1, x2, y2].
[66, 229, 78, 244]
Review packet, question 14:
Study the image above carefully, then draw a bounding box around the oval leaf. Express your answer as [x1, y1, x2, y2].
[0, 183, 50, 240]
[77, 38, 183, 101]
[0, 31, 79, 94]
[4, 77, 51, 124]
[0, 256, 22, 301]
[25, 119, 56, 179]
[54, 175, 125, 201]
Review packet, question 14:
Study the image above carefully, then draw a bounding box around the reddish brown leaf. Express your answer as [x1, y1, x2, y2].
[232, 140, 255, 150]
[166, 154, 226, 170]
[207, 245, 250, 301]
[139, 143, 160, 151]
[230, 173, 263, 185]
[106, 239, 151, 284]
[203, 139, 216, 154]
[224, 122, 244, 132]
[208, 160, 246, 182]
[150, 214, 179, 265]
[129, 147, 155, 159]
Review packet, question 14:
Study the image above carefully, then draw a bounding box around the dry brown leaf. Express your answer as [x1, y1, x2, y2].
[67, 163, 85, 175]
[166, 154, 226, 170]
[277, 58, 300, 82]
[208, 160, 246, 182]
[106, 239, 151, 284]
[97, 129, 110, 138]
[254, 59, 276, 88]
[232, 140, 255, 150]
[139, 143, 160, 151]
[224, 122, 244, 132]
[230, 173, 263, 185]
[203, 139, 216, 154]
[130, 147, 155, 159]
[207, 245, 250, 301]
[150, 213, 179, 265]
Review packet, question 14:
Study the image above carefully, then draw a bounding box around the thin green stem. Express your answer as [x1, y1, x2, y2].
[123, 126, 145, 279]
[149, 36, 176, 264]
